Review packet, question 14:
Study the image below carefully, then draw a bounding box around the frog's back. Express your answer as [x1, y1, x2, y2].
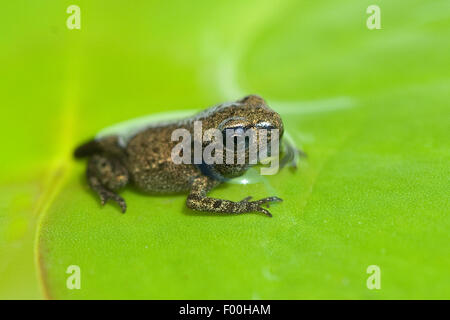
[125, 123, 200, 193]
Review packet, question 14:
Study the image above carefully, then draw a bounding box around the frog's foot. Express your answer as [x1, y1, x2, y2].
[187, 176, 283, 217]
[89, 177, 127, 213]
[99, 189, 127, 213]
[86, 154, 129, 214]
[239, 196, 283, 217]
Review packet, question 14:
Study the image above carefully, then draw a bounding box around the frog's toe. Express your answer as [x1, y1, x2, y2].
[115, 197, 127, 213]
[245, 197, 282, 217]
[256, 196, 283, 204]
[246, 202, 273, 217]
[253, 196, 282, 209]
[258, 207, 273, 217]
[99, 190, 127, 213]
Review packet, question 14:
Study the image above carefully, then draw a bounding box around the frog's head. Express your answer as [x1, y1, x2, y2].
[201, 95, 284, 179]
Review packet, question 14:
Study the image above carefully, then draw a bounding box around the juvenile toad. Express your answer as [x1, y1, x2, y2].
[74, 95, 298, 217]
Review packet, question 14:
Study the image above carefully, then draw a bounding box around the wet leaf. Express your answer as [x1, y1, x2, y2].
[1, 0, 449, 299]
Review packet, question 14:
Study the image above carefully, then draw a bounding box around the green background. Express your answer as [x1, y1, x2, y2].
[0, 0, 449, 299]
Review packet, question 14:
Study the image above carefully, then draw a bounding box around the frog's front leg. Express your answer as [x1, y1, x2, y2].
[186, 176, 282, 217]
[87, 154, 129, 213]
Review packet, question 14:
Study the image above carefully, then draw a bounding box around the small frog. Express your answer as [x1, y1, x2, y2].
[74, 95, 299, 217]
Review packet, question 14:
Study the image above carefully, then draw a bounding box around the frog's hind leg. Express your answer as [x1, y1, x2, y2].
[87, 154, 129, 213]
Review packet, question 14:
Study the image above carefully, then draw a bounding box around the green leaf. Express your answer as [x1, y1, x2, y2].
[1, 0, 449, 299]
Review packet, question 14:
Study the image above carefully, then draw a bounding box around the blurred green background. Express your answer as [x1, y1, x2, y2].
[0, 0, 449, 299]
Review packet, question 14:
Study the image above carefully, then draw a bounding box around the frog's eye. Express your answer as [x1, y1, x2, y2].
[255, 122, 277, 142]
[255, 121, 275, 130]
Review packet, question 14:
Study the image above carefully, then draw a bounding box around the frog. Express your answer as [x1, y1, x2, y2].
[74, 95, 300, 217]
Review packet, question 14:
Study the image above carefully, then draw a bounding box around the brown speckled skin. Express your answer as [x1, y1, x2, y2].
[74, 95, 285, 216]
